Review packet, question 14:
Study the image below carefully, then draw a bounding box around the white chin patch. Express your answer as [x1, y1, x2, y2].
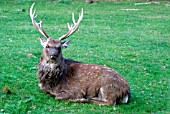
[50, 63, 56, 69]
[122, 95, 129, 104]
[50, 56, 53, 59]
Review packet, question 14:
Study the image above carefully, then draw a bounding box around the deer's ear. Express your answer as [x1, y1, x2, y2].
[62, 40, 71, 49]
[40, 38, 47, 48]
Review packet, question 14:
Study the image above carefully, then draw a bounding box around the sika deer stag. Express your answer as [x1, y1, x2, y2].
[30, 3, 130, 106]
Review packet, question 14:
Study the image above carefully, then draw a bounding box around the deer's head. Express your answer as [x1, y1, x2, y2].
[30, 3, 83, 63]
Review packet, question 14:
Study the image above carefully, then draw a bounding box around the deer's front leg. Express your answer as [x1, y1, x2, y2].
[55, 92, 72, 100]
[55, 92, 89, 103]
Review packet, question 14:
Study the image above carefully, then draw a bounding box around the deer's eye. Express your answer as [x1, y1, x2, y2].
[57, 47, 61, 50]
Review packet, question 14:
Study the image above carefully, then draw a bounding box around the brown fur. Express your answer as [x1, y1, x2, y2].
[38, 50, 130, 105]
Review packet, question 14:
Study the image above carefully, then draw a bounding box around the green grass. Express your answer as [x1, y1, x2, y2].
[0, 0, 169, 113]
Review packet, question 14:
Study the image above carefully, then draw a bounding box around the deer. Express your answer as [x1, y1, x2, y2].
[30, 3, 131, 106]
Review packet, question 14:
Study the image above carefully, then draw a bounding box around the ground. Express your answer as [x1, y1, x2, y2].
[0, 0, 169, 113]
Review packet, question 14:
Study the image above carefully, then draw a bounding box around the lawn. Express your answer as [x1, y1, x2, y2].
[0, 0, 169, 113]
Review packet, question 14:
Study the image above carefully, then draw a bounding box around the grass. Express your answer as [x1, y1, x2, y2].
[0, 0, 169, 113]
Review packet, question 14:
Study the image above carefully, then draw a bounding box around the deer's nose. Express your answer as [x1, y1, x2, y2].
[50, 49, 58, 59]
[51, 50, 58, 56]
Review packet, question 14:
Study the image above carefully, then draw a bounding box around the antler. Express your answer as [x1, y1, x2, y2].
[30, 3, 50, 38]
[58, 9, 83, 41]
[30, 3, 83, 40]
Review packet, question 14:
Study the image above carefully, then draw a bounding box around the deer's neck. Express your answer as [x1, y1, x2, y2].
[38, 56, 67, 88]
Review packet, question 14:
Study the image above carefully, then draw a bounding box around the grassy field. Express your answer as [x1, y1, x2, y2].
[0, 0, 169, 113]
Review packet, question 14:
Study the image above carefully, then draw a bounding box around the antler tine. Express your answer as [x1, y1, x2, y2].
[30, 3, 50, 38]
[58, 8, 83, 41]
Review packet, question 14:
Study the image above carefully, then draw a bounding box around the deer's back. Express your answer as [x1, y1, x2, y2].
[66, 63, 130, 98]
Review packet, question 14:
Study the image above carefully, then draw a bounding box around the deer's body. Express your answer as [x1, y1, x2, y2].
[30, 3, 130, 106]
[39, 58, 130, 105]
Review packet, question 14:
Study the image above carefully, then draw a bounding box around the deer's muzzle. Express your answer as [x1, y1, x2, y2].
[49, 49, 58, 60]
[50, 55, 56, 60]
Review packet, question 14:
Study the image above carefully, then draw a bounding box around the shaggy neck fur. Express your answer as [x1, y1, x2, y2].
[38, 54, 67, 91]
